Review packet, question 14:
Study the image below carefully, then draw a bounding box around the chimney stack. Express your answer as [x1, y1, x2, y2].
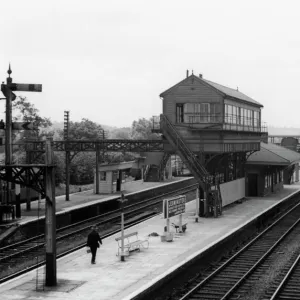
[186, 70, 189, 78]
[199, 74, 203, 78]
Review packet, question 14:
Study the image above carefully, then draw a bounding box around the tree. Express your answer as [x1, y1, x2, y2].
[12, 96, 52, 139]
[11, 96, 53, 164]
[56, 119, 106, 185]
[64, 118, 105, 140]
[130, 117, 160, 140]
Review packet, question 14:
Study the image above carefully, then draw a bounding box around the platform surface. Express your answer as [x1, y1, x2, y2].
[1, 183, 300, 300]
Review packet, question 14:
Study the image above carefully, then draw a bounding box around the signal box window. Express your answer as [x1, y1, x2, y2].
[176, 104, 184, 123]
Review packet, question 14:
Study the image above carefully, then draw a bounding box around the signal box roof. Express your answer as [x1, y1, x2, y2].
[160, 74, 263, 108]
[246, 142, 300, 166]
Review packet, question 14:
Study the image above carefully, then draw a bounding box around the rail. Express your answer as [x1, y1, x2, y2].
[179, 201, 300, 300]
[269, 253, 300, 300]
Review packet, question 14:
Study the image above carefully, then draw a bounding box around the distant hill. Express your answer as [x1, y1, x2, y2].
[268, 126, 300, 136]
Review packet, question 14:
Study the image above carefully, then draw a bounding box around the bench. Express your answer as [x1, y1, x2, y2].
[172, 222, 187, 233]
[115, 231, 149, 256]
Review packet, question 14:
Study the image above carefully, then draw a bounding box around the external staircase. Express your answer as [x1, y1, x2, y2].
[159, 114, 222, 217]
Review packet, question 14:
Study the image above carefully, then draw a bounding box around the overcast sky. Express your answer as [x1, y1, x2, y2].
[1, 0, 300, 128]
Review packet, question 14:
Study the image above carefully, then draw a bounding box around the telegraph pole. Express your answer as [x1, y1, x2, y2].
[64, 111, 70, 201]
[95, 143, 100, 194]
[45, 138, 57, 286]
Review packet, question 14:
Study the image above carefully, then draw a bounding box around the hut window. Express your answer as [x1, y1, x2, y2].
[100, 171, 106, 181]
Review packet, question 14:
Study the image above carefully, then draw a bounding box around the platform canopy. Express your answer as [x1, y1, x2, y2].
[99, 159, 146, 172]
[246, 142, 300, 166]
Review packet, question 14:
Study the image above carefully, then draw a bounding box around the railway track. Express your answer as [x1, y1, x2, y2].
[177, 201, 300, 300]
[0, 183, 197, 284]
[267, 253, 300, 300]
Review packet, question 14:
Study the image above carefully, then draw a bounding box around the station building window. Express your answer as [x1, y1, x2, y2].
[100, 171, 106, 181]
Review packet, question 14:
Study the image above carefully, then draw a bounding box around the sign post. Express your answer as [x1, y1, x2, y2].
[163, 195, 186, 241]
[195, 187, 199, 222]
[118, 193, 128, 262]
[45, 138, 57, 286]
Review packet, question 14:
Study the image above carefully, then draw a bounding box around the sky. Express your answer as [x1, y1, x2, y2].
[1, 0, 300, 128]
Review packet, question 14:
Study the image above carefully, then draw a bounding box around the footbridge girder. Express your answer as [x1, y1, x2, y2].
[24, 140, 165, 153]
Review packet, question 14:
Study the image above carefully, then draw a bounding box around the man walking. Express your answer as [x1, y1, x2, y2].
[87, 225, 102, 264]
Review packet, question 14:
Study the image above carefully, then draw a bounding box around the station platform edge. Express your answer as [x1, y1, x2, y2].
[0, 183, 300, 300]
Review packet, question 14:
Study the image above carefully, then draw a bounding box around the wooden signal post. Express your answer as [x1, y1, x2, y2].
[4, 66, 13, 205]
[1, 65, 42, 211]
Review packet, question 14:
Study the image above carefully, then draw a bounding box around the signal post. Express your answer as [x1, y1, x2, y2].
[1, 66, 57, 286]
[1, 65, 41, 211]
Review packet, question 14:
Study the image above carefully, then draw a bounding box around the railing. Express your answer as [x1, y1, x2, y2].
[160, 114, 209, 186]
[153, 114, 268, 134]
[187, 114, 267, 133]
[188, 114, 222, 124]
[143, 165, 150, 181]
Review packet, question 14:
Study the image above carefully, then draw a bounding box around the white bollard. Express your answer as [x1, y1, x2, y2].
[195, 188, 199, 222]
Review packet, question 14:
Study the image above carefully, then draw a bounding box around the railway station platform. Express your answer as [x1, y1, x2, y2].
[1, 177, 187, 226]
[1, 183, 300, 300]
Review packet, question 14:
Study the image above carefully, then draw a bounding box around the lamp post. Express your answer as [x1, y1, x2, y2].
[118, 193, 127, 262]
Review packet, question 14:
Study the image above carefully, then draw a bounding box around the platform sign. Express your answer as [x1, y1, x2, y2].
[12, 122, 36, 130]
[8, 83, 42, 92]
[163, 195, 186, 219]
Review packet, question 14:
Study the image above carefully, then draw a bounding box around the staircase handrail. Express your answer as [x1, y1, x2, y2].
[158, 152, 171, 181]
[143, 165, 150, 181]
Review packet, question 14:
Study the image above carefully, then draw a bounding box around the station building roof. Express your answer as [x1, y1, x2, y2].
[246, 142, 300, 166]
[160, 74, 263, 108]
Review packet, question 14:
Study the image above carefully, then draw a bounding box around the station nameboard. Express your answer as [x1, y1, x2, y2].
[163, 195, 186, 219]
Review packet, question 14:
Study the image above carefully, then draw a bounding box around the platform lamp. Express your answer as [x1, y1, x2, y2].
[118, 193, 128, 261]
